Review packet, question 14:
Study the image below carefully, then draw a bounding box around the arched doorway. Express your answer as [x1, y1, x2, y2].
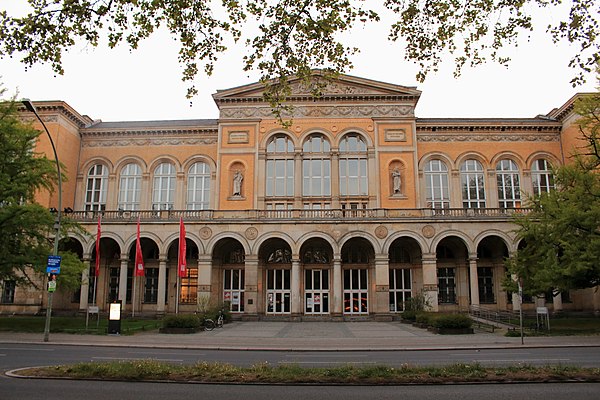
[300, 238, 333, 315]
[341, 238, 374, 315]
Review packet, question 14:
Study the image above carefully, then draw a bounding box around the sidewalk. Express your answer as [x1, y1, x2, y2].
[1, 321, 599, 351]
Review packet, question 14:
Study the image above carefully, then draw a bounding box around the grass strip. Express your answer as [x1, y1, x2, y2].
[16, 361, 600, 384]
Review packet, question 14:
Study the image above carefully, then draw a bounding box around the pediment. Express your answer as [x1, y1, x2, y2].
[213, 71, 421, 101]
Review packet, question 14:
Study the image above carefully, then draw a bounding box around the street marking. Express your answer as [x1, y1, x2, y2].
[127, 351, 198, 356]
[476, 358, 571, 363]
[279, 361, 378, 365]
[285, 354, 368, 358]
[0, 347, 54, 351]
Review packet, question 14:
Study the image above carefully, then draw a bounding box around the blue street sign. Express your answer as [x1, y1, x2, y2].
[47, 255, 62, 274]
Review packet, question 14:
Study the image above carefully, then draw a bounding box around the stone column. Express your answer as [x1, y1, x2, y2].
[374, 254, 391, 319]
[332, 256, 342, 316]
[140, 172, 151, 209]
[294, 151, 303, 209]
[244, 255, 260, 318]
[291, 258, 302, 316]
[486, 169, 499, 207]
[157, 257, 168, 314]
[331, 151, 340, 209]
[367, 148, 377, 208]
[421, 253, 439, 311]
[176, 171, 186, 210]
[450, 169, 461, 208]
[256, 153, 266, 209]
[107, 173, 118, 210]
[197, 255, 213, 312]
[118, 257, 129, 304]
[79, 258, 91, 311]
[468, 254, 479, 306]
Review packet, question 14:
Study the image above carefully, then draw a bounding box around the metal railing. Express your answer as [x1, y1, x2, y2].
[66, 207, 531, 223]
[469, 304, 521, 330]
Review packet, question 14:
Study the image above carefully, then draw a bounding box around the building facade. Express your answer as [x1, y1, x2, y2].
[3, 72, 599, 318]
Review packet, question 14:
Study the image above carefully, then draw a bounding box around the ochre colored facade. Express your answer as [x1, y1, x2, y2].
[3, 73, 599, 318]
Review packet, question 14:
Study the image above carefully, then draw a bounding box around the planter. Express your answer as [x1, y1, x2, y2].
[159, 327, 200, 334]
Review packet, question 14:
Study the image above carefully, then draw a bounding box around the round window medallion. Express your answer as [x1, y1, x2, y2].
[245, 227, 258, 240]
[199, 227, 212, 240]
[422, 225, 435, 238]
[375, 225, 388, 239]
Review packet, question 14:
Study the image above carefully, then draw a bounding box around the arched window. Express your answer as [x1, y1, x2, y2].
[152, 162, 176, 210]
[118, 163, 141, 210]
[302, 134, 331, 199]
[339, 133, 368, 196]
[85, 164, 108, 211]
[187, 161, 211, 210]
[265, 135, 294, 208]
[424, 159, 450, 208]
[496, 159, 521, 208]
[460, 159, 486, 208]
[531, 159, 554, 195]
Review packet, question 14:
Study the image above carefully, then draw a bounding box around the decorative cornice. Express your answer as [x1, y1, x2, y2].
[220, 104, 415, 119]
[19, 102, 93, 128]
[82, 136, 217, 147]
[417, 133, 560, 142]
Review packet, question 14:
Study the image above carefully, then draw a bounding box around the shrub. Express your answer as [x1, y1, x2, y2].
[401, 310, 418, 321]
[162, 314, 201, 329]
[431, 314, 472, 329]
[415, 312, 433, 325]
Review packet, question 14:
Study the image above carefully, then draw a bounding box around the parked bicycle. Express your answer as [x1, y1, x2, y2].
[200, 315, 216, 331]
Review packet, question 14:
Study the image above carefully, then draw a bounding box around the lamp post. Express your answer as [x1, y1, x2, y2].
[22, 99, 62, 342]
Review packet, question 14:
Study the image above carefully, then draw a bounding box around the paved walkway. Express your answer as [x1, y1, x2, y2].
[1, 321, 599, 351]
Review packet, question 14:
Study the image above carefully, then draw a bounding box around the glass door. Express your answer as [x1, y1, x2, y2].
[305, 269, 329, 314]
[343, 269, 368, 315]
[224, 269, 245, 312]
[266, 269, 291, 314]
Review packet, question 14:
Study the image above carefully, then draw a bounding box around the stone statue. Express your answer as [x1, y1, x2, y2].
[392, 168, 402, 194]
[233, 170, 243, 196]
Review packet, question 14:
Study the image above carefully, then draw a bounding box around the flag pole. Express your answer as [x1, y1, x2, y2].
[132, 275, 136, 318]
[176, 277, 180, 314]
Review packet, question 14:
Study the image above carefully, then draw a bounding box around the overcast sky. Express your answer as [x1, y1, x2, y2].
[0, 4, 596, 122]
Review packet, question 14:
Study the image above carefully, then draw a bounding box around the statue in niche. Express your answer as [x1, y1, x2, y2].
[229, 248, 245, 264]
[392, 168, 402, 195]
[268, 248, 291, 263]
[232, 170, 243, 196]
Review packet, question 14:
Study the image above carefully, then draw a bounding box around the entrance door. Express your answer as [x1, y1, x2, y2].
[389, 268, 412, 312]
[266, 269, 291, 314]
[305, 269, 329, 314]
[343, 269, 368, 315]
[224, 269, 245, 312]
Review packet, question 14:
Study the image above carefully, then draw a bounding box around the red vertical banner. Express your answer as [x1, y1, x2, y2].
[134, 217, 145, 277]
[95, 215, 101, 277]
[178, 217, 187, 278]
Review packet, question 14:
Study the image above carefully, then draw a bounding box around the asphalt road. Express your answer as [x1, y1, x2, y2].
[1, 343, 600, 371]
[1, 378, 599, 400]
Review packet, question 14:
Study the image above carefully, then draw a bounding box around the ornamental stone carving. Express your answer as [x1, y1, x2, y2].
[422, 225, 436, 238]
[220, 104, 414, 119]
[417, 134, 560, 142]
[199, 227, 212, 240]
[245, 227, 258, 240]
[375, 225, 389, 239]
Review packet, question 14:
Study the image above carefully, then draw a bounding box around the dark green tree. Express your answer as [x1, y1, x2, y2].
[0, 91, 85, 290]
[507, 86, 600, 295]
[0, 1, 598, 107]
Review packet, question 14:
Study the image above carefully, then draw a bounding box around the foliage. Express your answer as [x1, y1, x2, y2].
[0, 316, 161, 334]
[162, 314, 201, 329]
[0, 92, 85, 288]
[430, 313, 473, 329]
[21, 360, 600, 384]
[507, 81, 600, 295]
[0, 1, 597, 111]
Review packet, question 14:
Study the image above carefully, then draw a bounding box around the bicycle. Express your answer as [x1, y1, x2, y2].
[201, 315, 216, 331]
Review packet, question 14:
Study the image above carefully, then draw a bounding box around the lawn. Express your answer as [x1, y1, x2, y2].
[0, 315, 161, 335]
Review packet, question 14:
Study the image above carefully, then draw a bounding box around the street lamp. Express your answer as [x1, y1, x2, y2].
[22, 99, 62, 342]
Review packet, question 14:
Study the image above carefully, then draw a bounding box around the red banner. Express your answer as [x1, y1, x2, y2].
[95, 215, 101, 277]
[134, 217, 145, 277]
[178, 218, 187, 278]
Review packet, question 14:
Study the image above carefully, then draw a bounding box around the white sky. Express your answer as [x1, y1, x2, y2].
[0, 3, 596, 122]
